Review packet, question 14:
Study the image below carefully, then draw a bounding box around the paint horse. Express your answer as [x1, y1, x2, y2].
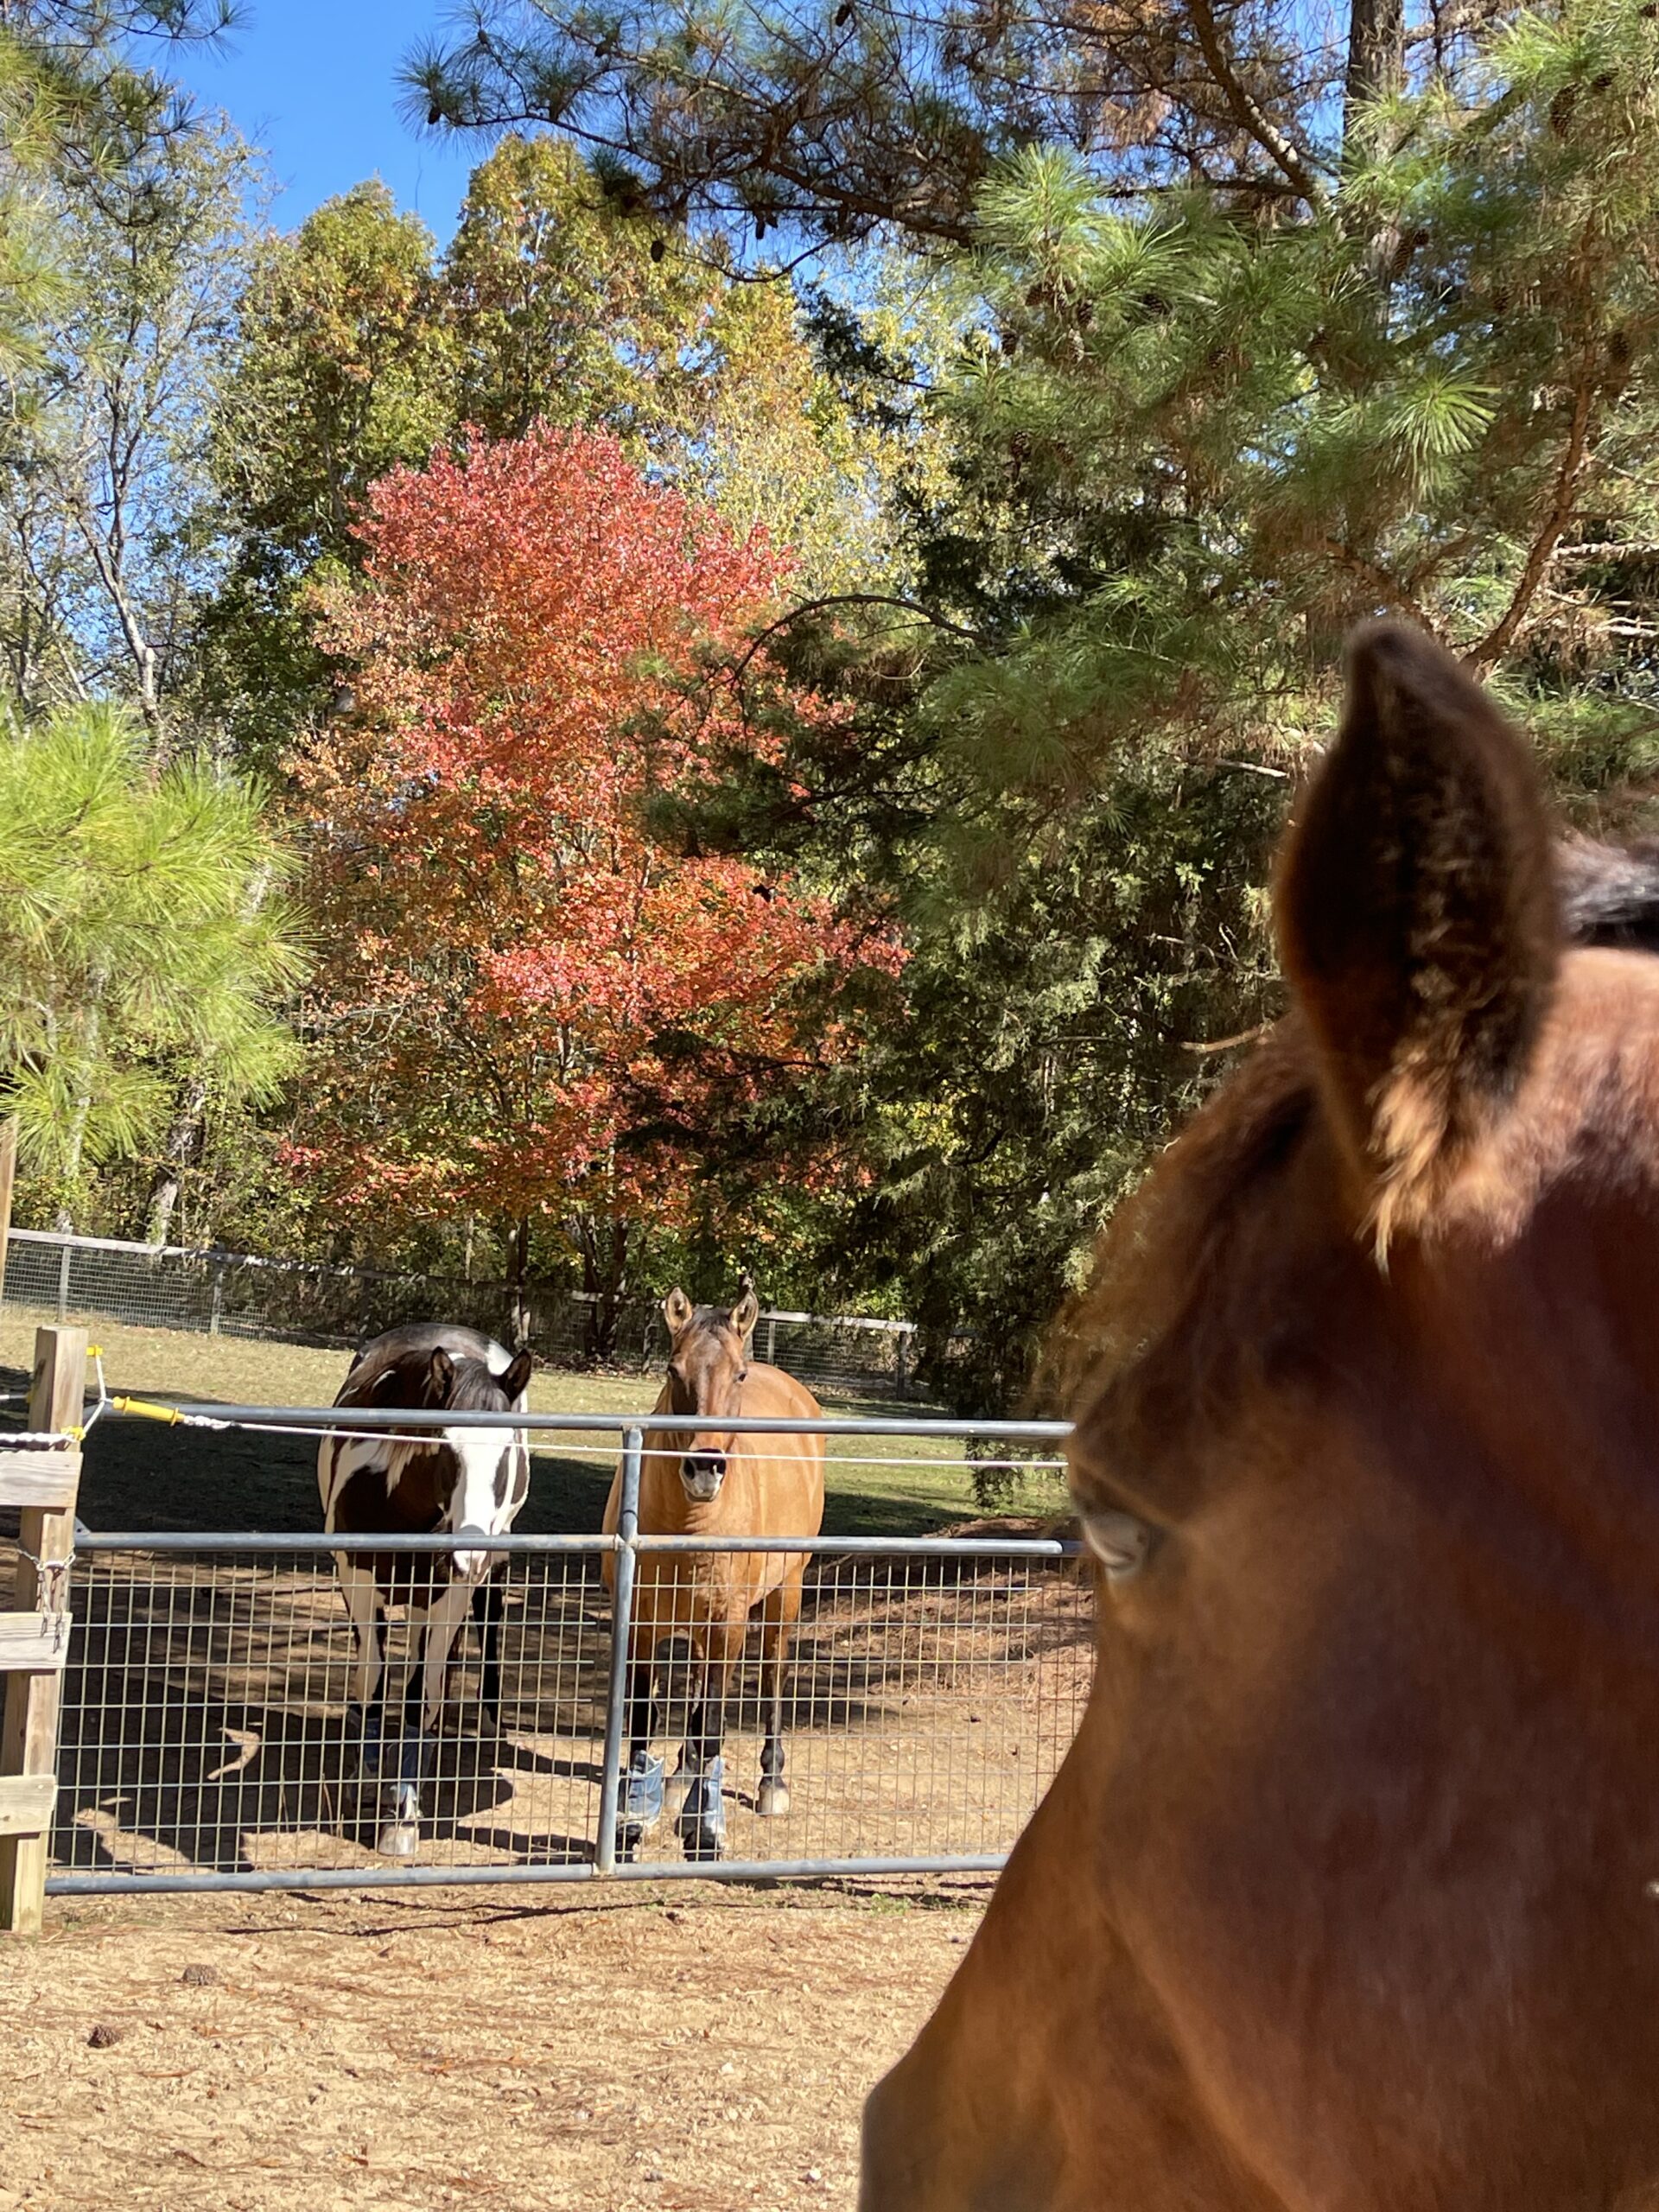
[863, 623, 1659, 2210]
[603, 1281, 825, 1859]
[319, 1323, 532, 1857]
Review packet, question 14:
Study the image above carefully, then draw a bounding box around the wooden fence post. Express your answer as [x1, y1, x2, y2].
[0, 1324, 86, 1935]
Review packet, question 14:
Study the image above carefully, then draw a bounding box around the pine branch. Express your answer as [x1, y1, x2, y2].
[731, 593, 986, 681]
[1471, 369, 1599, 670]
[1320, 540, 1440, 634]
[1185, 0, 1325, 206]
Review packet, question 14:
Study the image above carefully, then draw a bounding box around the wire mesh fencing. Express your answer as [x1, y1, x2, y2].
[40, 1529, 1091, 1892]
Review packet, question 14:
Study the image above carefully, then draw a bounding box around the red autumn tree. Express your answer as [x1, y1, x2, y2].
[289, 426, 896, 1346]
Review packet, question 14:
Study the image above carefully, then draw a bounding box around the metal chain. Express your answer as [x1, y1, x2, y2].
[11, 1541, 75, 1614]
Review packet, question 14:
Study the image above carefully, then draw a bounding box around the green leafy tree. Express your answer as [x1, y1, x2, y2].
[194, 181, 453, 761]
[0, 698, 304, 1230]
[444, 134, 932, 591]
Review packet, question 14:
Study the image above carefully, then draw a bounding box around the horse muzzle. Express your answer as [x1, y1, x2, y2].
[449, 1525, 491, 1579]
[680, 1452, 727, 1502]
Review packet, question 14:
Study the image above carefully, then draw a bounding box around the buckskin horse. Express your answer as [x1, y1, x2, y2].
[862, 623, 1659, 2210]
[319, 1323, 532, 1857]
[602, 1280, 826, 1859]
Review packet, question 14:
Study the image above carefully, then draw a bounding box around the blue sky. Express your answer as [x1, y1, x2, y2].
[172, 3, 479, 240]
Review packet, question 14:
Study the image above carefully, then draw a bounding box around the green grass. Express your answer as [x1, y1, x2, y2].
[1, 1306, 1069, 1539]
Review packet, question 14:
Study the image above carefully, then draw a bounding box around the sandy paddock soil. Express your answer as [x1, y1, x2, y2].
[1, 1881, 984, 2210]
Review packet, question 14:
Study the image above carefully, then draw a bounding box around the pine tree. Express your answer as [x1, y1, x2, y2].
[0, 700, 303, 1228]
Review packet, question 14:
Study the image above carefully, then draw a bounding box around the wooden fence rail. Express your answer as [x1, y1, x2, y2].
[0, 1325, 86, 1934]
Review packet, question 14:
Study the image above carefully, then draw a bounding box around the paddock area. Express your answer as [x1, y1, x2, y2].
[0, 1880, 982, 2209]
[0, 1318, 1084, 2210]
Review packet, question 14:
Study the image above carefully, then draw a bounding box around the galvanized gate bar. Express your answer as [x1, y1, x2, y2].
[74, 1531, 1078, 1558]
[74, 1531, 621, 1554]
[47, 1853, 1012, 1897]
[594, 1424, 641, 1876]
[125, 1405, 1074, 1439]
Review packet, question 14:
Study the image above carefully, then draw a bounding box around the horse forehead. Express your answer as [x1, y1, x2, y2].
[684, 1324, 741, 1375]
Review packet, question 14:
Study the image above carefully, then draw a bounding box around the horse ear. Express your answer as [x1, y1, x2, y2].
[501, 1345, 534, 1402]
[1276, 621, 1557, 1231]
[730, 1277, 760, 1344]
[663, 1287, 693, 1339]
[421, 1347, 455, 1406]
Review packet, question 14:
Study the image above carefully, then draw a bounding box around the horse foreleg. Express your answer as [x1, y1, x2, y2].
[471, 1577, 505, 1728]
[677, 1623, 742, 1861]
[615, 1643, 664, 1859]
[336, 1555, 385, 1779]
[757, 1572, 804, 1820]
[378, 1578, 473, 1859]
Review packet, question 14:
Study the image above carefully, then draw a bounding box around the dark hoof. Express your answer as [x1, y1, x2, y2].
[614, 1824, 642, 1865]
[677, 1758, 726, 1859]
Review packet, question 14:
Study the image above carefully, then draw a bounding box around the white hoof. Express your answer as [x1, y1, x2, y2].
[376, 1821, 420, 1859]
[755, 1778, 791, 1819]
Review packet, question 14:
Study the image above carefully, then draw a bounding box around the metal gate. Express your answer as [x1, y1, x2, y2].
[41, 1413, 1089, 1896]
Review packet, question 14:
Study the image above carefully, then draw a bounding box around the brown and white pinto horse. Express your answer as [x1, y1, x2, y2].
[863, 624, 1659, 2209]
[602, 1281, 825, 1859]
[319, 1323, 532, 1857]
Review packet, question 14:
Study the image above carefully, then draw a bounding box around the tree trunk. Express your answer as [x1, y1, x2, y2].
[1344, 0, 1406, 140]
[142, 1073, 208, 1246]
[578, 1216, 631, 1364]
[505, 1215, 531, 1347]
[54, 994, 103, 1233]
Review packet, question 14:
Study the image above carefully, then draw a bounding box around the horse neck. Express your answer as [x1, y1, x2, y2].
[331, 1436, 452, 1534]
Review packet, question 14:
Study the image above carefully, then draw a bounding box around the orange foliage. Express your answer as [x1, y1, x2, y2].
[289, 425, 899, 1240]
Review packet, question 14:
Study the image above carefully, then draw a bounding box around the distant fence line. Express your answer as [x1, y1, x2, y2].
[0, 1227, 923, 1398]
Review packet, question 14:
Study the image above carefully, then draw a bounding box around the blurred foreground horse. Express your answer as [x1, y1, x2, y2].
[864, 624, 1659, 2209]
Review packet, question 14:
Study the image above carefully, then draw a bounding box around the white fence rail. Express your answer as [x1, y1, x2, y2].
[0, 1228, 921, 1398]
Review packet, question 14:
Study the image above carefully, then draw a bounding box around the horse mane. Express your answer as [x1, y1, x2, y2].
[679, 1306, 747, 1344]
[1053, 836, 1659, 1431]
[442, 1358, 516, 1414]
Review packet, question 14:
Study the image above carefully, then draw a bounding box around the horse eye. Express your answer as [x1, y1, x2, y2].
[737, 1369, 749, 1384]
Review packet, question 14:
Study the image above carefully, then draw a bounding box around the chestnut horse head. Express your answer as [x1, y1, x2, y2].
[862, 624, 1659, 2211]
[660, 1278, 760, 1502]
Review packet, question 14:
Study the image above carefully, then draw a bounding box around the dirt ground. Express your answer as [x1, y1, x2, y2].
[1, 1881, 983, 2210]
